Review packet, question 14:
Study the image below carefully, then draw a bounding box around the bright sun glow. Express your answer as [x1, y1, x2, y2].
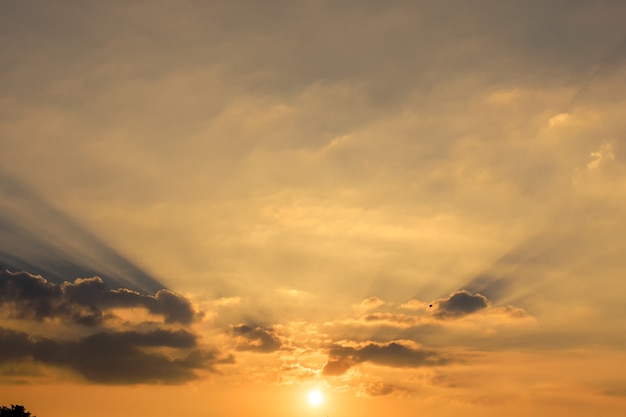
[307, 389, 323, 406]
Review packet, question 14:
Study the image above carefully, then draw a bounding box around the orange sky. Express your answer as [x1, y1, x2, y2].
[1, 1, 626, 416]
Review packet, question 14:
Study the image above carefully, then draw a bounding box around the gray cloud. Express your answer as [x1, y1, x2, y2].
[231, 324, 282, 353]
[0, 327, 32, 363]
[0, 270, 198, 325]
[0, 326, 232, 384]
[434, 291, 489, 319]
[323, 341, 451, 376]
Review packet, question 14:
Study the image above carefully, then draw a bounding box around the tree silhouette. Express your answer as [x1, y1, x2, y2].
[0, 405, 35, 417]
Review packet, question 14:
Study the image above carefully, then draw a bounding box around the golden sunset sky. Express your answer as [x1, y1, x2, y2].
[1, 1, 626, 416]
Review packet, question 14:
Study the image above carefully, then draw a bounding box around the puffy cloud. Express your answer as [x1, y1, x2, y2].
[322, 341, 451, 376]
[231, 324, 283, 353]
[0, 270, 199, 325]
[433, 290, 490, 319]
[0, 269, 229, 384]
[0, 326, 233, 384]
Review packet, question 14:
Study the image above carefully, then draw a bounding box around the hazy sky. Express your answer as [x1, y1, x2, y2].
[2, 1, 626, 416]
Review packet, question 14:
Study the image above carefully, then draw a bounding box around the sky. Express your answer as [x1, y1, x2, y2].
[1, 1, 626, 416]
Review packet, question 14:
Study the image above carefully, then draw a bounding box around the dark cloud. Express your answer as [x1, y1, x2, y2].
[322, 341, 451, 376]
[0, 326, 232, 384]
[434, 290, 489, 319]
[0, 327, 32, 363]
[0, 270, 198, 325]
[231, 324, 282, 353]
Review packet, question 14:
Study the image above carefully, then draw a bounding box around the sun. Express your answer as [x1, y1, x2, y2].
[307, 389, 323, 407]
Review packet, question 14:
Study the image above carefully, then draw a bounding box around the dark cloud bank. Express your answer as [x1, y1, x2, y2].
[0, 326, 233, 384]
[0, 270, 197, 326]
[0, 270, 233, 384]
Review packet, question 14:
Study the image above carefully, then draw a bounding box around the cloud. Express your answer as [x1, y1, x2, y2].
[277, 362, 319, 384]
[212, 296, 241, 307]
[360, 312, 421, 326]
[321, 134, 353, 154]
[399, 299, 430, 311]
[548, 112, 570, 127]
[231, 324, 283, 353]
[275, 287, 309, 299]
[325, 289, 532, 342]
[0, 270, 199, 325]
[0, 269, 233, 384]
[319, 291, 536, 357]
[0, 326, 233, 384]
[433, 290, 490, 319]
[322, 340, 451, 376]
[358, 381, 410, 397]
[0, 327, 32, 363]
[356, 296, 385, 310]
[587, 142, 615, 170]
